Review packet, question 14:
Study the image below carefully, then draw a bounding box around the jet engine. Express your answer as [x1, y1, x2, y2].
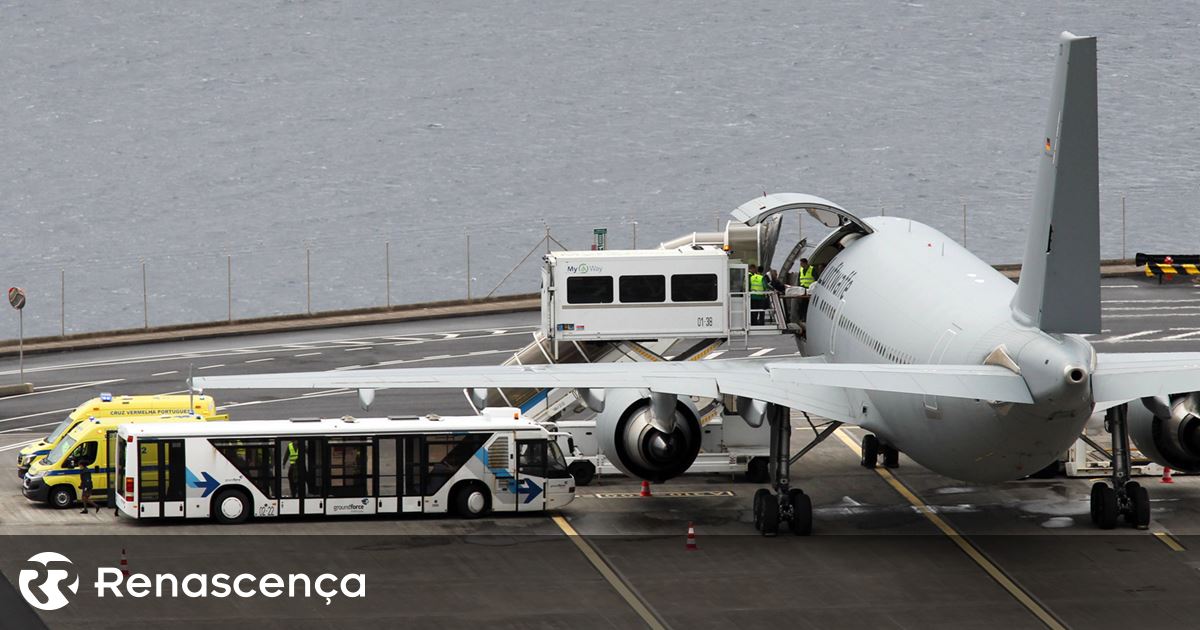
[1128, 393, 1200, 472]
[592, 389, 703, 483]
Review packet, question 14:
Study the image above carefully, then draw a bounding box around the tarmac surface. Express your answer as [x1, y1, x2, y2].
[2, 275, 1200, 628]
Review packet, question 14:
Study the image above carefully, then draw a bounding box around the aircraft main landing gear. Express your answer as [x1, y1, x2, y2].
[751, 404, 831, 536]
[1089, 403, 1151, 529]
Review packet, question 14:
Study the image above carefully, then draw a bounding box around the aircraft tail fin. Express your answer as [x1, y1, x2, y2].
[1011, 32, 1100, 334]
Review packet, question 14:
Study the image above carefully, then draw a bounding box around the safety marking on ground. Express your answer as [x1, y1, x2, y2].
[592, 490, 736, 499]
[551, 515, 668, 630]
[294, 352, 322, 357]
[833, 429, 1067, 630]
[244, 357, 274, 363]
[749, 348, 773, 357]
[197, 364, 225, 370]
[151, 370, 179, 376]
[1153, 531, 1187, 552]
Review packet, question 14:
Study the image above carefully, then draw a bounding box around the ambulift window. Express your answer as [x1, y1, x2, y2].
[566, 276, 613, 304]
[619, 275, 666, 303]
[671, 274, 718, 302]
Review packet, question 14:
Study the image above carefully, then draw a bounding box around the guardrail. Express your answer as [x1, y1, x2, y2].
[1136, 253, 1200, 283]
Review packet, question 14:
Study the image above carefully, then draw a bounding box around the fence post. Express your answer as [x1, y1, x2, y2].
[385, 241, 391, 308]
[60, 268, 65, 337]
[466, 234, 472, 301]
[632, 221, 638, 249]
[306, 248, 312, 315]
[1121, 194, 1126, 260]
[227, 255, 232, 323]
[141, 260, 148, 329]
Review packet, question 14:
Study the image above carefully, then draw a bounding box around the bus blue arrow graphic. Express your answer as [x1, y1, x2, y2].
[186, 469, 221, 498]
[517, 478, 542, 504]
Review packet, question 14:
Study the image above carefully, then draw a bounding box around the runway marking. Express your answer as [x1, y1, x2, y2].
[833, 429, 1066, 630]
[1102, 299, 1200, 304]
[294, 352, 323, 357]
[2, 379, 124, 400]
[1104, 312, 1200, 319]
[0, 421, 59, 434]
[245, 357, 275, 363]
[0, 439, 39, 452]
[593, 490, 735, 499]
[1100, 330, 1160, 343]
[151, 370, 179, 376]
[343, 346, 372, 352]
[217, 389, 353, 410]
[1153, 531, 1186, 552]
[550, 515, 667, 630]
[704, 351, 727, 360]
[1101, 285, 1139, 288]
[1103, 305, 1200, 311]
[441, 333, 460, 339]
[301, 388, 350, 398]
[197, 364, 226, 370]
[1155, 330, 1200, 342]
[749, 348, 773, 357]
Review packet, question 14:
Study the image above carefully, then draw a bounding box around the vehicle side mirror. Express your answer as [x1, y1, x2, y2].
[63, 458, 76, 469]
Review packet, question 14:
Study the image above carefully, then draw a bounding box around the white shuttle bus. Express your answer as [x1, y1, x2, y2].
[112, 410, 575, 524]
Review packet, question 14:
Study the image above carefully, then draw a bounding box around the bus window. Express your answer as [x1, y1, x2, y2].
[378, 438, 398, 497]
[619, 275, 666, 303]
[402, 436, 425, 496]
[211, 439, 277, 499]
[517, 441, 546, 478]
[328, 437, 373, 498]
[546, 441, 572, 479]
[671, 273, 719, 302]
[566, 276, 613, 304]
[425, 434, 489, 495]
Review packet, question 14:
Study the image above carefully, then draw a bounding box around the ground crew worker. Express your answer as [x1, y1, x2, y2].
[749, 265, 767, 325]
[78, 461, 99, 514]
[286, 441, 300, 495]
[798, 258, 815, 289]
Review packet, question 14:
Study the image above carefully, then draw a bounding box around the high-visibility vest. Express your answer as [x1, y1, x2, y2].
[287, 442, 299, 464]
[798, 266, 815, 288]
[749, 273, 766, 292]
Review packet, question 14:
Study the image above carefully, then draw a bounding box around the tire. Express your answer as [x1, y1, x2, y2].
[787, 489, 812, 536]
[760, 497, 780, 537]
[1091, 482, 1118, 530]
[746, 458, 770, 484]
[567, 461, 596, 487]
[1125, 481, 1150, 529]
[752, 488, 771, 531]
[48, 485, 75, 510]
[212, 488, 250, 525]
[453, 483, 491, 518]
[881, 446, 900, 469]
[861, 434, 879, 469]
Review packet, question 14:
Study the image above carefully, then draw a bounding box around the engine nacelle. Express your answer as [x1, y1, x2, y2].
[1128, 393, 1200, 473]
[594, 389, 702, 483]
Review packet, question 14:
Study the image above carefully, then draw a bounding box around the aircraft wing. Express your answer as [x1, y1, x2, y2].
[1092, 352, 1200, 406]
[193, 360, 1032, 423]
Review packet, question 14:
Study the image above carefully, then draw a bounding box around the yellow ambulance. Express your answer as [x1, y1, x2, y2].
[23, 411, 227, 509]
[16, 393, 219, 479]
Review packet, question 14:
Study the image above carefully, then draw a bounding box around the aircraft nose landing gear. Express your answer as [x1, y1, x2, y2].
[1089, 404, 1151, 529]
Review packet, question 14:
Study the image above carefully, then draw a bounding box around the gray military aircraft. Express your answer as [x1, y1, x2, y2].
[196, 33, 1200, 535]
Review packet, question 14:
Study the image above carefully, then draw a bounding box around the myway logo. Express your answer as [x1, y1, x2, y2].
[19, 552, 80, 611]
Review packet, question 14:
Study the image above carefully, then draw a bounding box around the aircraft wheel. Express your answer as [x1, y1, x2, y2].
[752, 488, 771, 531]
[860, 434, 879, 469]
[1091, 482, 1118, 530]
[760, 498, 780, 537]
[1125, 481, 1150, 529]
[787, 489, 812, 536]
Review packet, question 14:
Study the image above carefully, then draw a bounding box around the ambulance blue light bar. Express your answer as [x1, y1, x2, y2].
[100, 392, 113, 402]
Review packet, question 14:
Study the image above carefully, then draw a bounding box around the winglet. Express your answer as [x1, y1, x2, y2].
[1010, 32, 1100, 333]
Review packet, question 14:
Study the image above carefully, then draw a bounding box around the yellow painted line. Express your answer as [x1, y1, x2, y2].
[1154, 531, 1187, 552]
[833, 429, 1066, 630]
[1184, 264, 1200, 275]
[551, 515, 667, 630]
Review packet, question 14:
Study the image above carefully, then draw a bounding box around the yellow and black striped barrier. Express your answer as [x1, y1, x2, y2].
[1137, 253, 1200, 283]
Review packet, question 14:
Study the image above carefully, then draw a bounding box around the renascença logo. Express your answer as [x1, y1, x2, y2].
[19, 552, 80, 611]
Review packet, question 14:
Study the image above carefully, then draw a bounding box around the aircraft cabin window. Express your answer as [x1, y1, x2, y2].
[619, 275, 666, 303]
[671, 274, 719, 302]
[567, 276, 614, 304]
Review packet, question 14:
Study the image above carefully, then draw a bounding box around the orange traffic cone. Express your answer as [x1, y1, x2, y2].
[640, 481, 652, 497]
[1162, 466, 1174, 484]
[120, 548, 129, 577]
[685, 522, 698, 551]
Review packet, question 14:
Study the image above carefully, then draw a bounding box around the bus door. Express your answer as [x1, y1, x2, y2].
[105, 431, 120, 509]
[278, 437, 325, 515]
[489, 434, 518, 512]
[325, 437, 375, 516]
[516, 440, 549, 511]
[137, 439, 186, 518]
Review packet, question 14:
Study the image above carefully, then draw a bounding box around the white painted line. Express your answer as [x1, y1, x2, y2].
[367, 348, 520, 368]
[245, 357, 275, 364]
[0, 439, 40, 452]
[218, 389, 354, 409]
[749, 348, 773, 357]
[1, 379, 124, 400]
[441, 333, 460, 339]
[425, 354, 451, 360]
[294, 352, 323, 357]
[1101, 284, 1139, 288]
[1103, 305, 1200, 311]
[1104, 313, 1200, 319]
[197, 364, 226, 370]
[704, 351, 727, 360]
[0, 407, 77, 425]
[0, 421, 60, 434]
[491, 330, 508, 335]
[332, 365, 363, 371]
[1101, 331, 1161, 343]
[343, 346, 372, 352]
[1102, 299, 1200, 304]
[1155, 330, 1200, 341]
[301, 388, 350, 398]
[151, 371, 179, 377]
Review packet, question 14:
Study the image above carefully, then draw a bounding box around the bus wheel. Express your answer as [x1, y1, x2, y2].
[48, 486, 75, 509]
[453, 482, 491, 518]
[212, 489, 250, 525]
[568, 461, 596, 486]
